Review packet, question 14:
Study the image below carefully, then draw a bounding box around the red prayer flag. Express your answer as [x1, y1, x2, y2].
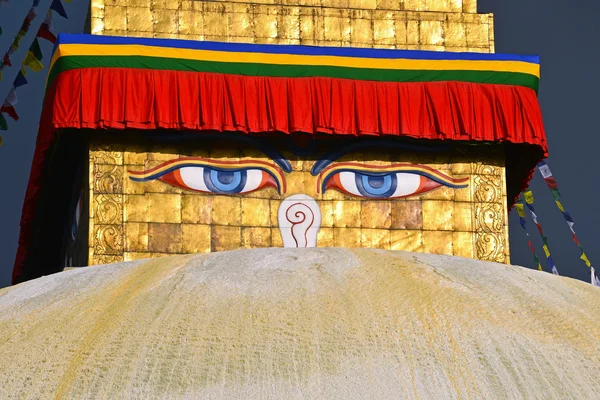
[544, 177, 559, 190]
[0, 104, 18, 121]
[2, 53, 11, 67]
[37, 24, 56, 44]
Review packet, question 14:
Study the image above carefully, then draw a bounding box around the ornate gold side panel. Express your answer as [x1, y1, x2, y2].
[90, 0, 493, 53]
[88, 141, 508, 265]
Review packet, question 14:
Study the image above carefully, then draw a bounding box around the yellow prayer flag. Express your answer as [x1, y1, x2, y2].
[537, 263, 543, 271]
[543, 244, 550, 258]
[21, 66, 27, 76]
[515, 204, 526, 217]
[581, 253, 592, 267]
[555, 200, 565, 212]
[523, 190, 534, 204]
[23, 52, 43, 72]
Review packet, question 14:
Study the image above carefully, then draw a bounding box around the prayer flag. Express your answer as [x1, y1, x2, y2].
[543, 244, 550, 258]
[538, 161, 552, 178]
[13, 70, 27, 88]
[523, 190, 534, 204]
[552, 265, 559, 275]
[550, 188, 561, 200]
[50, 0, 68, 19]
[555, 200, 565, 212]
[515, 204, 526, 217]
[0, 112, 7, 131]
[37, 22, 56, 44]
[0, 105, 18, 121]
[4, 87, 17, 107]
[581, 253, 591, 268]
[3, 53, 11, 67]
[29, 38, 43, 61]
[23, 51, 43, 72]
[544, 177, 559, 190]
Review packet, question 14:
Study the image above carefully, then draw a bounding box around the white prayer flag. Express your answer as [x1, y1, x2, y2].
[3, 87, 17, 107]
[552, 266, 559, 275]
[538, 164, 553, 179]
[531, 211, 538, 224]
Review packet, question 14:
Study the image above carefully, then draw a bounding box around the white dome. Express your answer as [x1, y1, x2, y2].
[1, 248, 599, 399]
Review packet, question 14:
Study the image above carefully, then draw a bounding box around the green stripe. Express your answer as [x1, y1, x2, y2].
[48, 55, 540, 92]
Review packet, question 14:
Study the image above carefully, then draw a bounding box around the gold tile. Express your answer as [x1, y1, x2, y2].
[242, 227, 272, 248]
[124, 194, 149, 222]
[181, 194, 213, 225]
[406, 20, 420, 44]
[373, 18, 395, 44]
[123, 150, 146, 166]
[211, 196, 242, 226]
[91, 17, 105, 34]
[334, 227, 362, 248]
[390, 200, 422, 230]
[466, 22, 489, 47]
[403, 0, 428, 11]
[229, 10, 253, 37]
[270, 199, 282, 226]
[453, 202, 473, 232]
[154, 0, 181, 10]
[124, 222, 149, 252]
[333, 200, 362, 228]
[361, 201, 392, 229]
[241, 198, 271, 227]
[317, 227, 334, 247]
[319, 201, 335, 227]
[278, 12, 301, 39]
[182, 224, 211, 253]
[422, 200, 453, 231]
[148, 223, 182, 253]
[391, 230, 423, 252]
[350, 17, 373, 44]
[444, 21, 467, 47]
[127, 7, 153, 32]
[147, 193, 181, 223]
[153, 8, 179, 34]
[362, 228, 391, 249]
[254, 13, 278, 38]
[453, 231, 474, 258]
[212, 225, 242, 251]
[422, 230, 453, 255]
[104, 6, 127, 31]
[271, 227, 283, 247]
[453, 177, 472, 202]
[420, 20, 444, 45]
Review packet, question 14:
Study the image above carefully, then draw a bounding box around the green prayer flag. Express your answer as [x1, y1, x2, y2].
[542, 235, 548, 245]
[29, 38, 43, 61]
[0, 113, 7, 131]
[551, 188, 561, 200]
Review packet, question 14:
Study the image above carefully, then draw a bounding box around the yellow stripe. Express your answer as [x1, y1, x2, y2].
[50, 43, 540, 78]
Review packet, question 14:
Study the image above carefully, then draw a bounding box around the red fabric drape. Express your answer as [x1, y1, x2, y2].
[13, 67, 548, 284]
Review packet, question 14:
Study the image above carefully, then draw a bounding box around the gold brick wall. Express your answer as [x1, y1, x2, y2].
[91, 0, 493, 53]
[88, 143, 509, 264]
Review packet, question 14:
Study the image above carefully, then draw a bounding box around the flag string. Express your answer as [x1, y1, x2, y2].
[537, 160, 597, 284]
[515, 201, 545, 272]
[522, 189, 559, 275]
[0, 0, 68, 140]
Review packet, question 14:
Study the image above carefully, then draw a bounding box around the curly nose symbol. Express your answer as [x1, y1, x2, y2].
[278, 194, 322, 248]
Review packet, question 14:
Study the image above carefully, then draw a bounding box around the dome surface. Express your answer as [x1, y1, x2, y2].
[1, 248, 599, 399]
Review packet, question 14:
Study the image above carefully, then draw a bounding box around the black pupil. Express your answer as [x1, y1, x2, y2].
[217, 171, 236, 185]
[368, 176, 386, 189]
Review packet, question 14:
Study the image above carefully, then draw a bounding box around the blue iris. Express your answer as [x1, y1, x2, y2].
[355, 172, 397, 198]
[204, 168, 247, 193]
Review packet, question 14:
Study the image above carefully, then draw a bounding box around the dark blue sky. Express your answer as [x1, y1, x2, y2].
[0, 1, 598, 288]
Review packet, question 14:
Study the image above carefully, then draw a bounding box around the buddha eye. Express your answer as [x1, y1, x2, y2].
[318, 163, 469, 199]
[162, 166, 277, 194]
[128, 158, 285, 195]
